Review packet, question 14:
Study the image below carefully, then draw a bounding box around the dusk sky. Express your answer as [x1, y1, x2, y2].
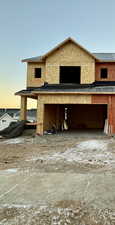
[0, 0, 115, 108]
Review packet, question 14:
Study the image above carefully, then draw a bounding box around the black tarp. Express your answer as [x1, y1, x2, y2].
[0, 120, 26, 138]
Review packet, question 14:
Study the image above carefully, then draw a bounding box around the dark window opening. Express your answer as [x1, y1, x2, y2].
[35, 68, 41, 78]
[100, 68, 108, 79]
[2, 120, 6, 123]
[60, 66, 81, 84]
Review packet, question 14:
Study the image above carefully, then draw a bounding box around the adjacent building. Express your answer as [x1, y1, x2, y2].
[0, 113, 17, 131]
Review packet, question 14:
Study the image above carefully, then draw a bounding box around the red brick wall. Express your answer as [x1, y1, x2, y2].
[95, 63, 115, 81]
[92, 95, 109, 104]
[92, 94, 115, 134]
[111, 96, 115, 133]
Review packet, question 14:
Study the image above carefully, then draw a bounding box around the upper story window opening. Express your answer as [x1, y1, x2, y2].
[60, 66, 81, 84]
[35, 68, 41, 78]
[100, 68, 108, 79]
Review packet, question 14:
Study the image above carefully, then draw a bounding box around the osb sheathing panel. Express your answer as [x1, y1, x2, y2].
[36, 102, 44, 134]
[45, 42, 95, 84]
[20, 96, 27, 120]
[38, 94, 91, 104]
[44, 104, 64, 131]
[27, 62, 45, 87]
[44, 105, 57, 130]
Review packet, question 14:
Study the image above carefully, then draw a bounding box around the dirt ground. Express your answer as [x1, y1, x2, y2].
[0, 131, 115, 224]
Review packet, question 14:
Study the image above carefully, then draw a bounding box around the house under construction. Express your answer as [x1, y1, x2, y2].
[16, 37, 115, 135]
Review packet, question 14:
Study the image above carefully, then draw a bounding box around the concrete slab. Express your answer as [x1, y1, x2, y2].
[0, 170, 115, 209]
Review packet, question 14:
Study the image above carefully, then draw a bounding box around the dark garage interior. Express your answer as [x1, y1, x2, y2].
[44, 104, 107, 132]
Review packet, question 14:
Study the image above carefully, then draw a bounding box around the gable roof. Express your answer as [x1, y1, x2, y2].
[0, 113, 13, 121]
[22, 37, 99, 63]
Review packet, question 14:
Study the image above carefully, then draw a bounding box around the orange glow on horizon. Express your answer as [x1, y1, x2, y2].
[0, 94, 37, 109]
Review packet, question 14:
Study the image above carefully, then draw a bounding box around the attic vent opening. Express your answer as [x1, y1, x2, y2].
[60, 66, 81, 84]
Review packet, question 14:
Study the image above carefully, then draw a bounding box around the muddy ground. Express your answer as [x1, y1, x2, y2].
[0, 131, 115, 224]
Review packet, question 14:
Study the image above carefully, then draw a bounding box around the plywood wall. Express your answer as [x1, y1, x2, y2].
[27, 62, 45, 87]
[44, 104, 57, 130]
[26, 41, 95, 87]
[45, 42, 95, 84]
[39, 94, 92, 104]
[44, 104, 64, 131]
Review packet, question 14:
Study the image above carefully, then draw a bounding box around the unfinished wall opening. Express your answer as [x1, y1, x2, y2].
[60, 66, 81, 84]
[27, 98, 37, 122]
[100, 68, 108, 79]
[34, 68, 41, 78]
[67, 104, 107, 130]
[44, 104, 107, 133]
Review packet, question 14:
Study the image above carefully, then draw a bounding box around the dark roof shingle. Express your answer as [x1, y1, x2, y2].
[93, 53, 115, 61]
[22, 53, 115, 63]
[22, 56, 43, 63]
[15, 82, 115, 95]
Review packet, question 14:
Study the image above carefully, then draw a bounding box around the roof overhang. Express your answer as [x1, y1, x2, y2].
[32, 91, 115, 95]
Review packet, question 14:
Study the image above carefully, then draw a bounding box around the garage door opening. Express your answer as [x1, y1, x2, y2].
[44, 104, 107, 134]
[66, 104, 107, 130]
[60, 66, 81, 84]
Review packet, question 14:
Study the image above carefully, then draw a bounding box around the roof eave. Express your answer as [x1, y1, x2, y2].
[97, 60, 115, 63]
[21, 58, 44, 63]
[32, 91, 115, 95]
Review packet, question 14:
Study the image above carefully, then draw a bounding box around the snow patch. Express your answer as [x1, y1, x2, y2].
[2, 137, 25, 144]
[0, 168, 18, 174]
[26, 139, 115, 165]
[5, 168, 18, 173]
[77, 140, 107, 150]
[0, 204, 33, 209]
